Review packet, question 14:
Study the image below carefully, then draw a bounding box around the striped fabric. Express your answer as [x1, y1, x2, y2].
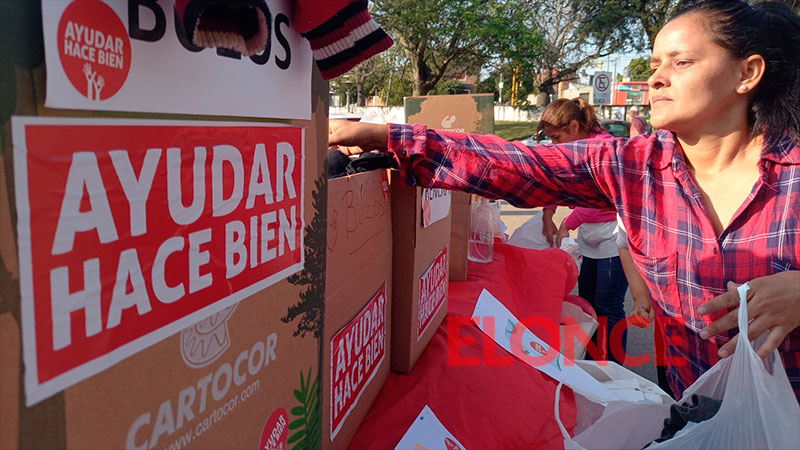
[175, 0, 271, 57]
[301, 0, 393, 80]
[387, 123, 800, 401]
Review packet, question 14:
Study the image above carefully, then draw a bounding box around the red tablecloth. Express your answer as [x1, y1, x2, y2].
[349, 242, 580, 449]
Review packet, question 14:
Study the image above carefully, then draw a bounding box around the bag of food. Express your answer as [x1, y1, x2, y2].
[556, 283, 800, 449]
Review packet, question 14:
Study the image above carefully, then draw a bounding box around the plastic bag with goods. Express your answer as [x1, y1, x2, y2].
[555, 283, 800, 450]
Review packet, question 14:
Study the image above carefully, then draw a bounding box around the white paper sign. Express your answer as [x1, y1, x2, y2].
[421, 188, 451, 228]
[41, 0, 312, 119]
[395, 405, 467, 450]
[471, 289, 619, 403]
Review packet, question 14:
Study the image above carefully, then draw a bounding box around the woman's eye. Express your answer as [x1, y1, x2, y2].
[675, 60, 692, 67]
[650, 67, 658, 75]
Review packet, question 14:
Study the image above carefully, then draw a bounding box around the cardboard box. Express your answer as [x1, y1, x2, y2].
[403, 94, 495, 280]
[0, 3, 329, 448]
[449, 192, 473, 281]
[324, 170, 392, 448]
[390, 171, 451, 373]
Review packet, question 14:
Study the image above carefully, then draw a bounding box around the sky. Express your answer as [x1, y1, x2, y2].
[596, 52, 648, 77]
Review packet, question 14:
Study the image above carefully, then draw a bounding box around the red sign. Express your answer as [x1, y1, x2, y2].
[57, 0, 131, 101]
[259, 408, 289, 450]
[330, 284, 387, 439]
[12, 117, 304, 405]
[418, 248, 448, 338]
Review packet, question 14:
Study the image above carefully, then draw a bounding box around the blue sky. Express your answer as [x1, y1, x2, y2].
[588, 51, 648, 80]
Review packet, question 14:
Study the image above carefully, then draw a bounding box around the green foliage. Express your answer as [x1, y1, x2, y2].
[287, 368, 321, 450]
[494, 121, 540, 141]
[373, 0, 544, 95]
[509, 0, 646, 97]
[627, 56, 651, 81]
[604, 0, 693, 47]
[429, 78, 468, 95]
[331, 45, 413, 106]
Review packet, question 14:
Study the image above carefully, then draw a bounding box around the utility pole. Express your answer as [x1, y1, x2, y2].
[498, 72, 503, 105]
[612, 56, 618, 109]
[510, 65, 518, 106]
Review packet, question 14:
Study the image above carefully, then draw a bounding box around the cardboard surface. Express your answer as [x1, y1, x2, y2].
[64, 285, 313, 450]
[0, 312, 20, 450]
[403, 94, 494, 281]
[324, 170, 392, 449]
[404, 93, 495, 135]
[0, 10, 329, 447]
[390, 171, 450, 373]
[449, 192, 472, 281]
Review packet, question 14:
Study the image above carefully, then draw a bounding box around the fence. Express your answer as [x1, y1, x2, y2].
[329, 105, 542, 123]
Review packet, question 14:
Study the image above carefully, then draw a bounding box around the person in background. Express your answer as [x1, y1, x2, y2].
[627, 105, 649, 138]
[329, 0, 800, 401]
[622, 102, 670, 391]
[534, 98, 630, 364]
[619, 106, 656, 328]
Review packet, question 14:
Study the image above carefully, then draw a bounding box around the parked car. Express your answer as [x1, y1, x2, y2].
[520, 130, 551, 146]
[599, 119, 631, 138]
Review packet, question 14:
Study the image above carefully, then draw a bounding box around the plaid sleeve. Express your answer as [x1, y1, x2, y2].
[387, 123, 621, 209]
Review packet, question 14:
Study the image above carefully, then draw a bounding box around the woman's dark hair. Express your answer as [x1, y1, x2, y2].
[672, 0, 800, 145]
[537, 98, 603, 136]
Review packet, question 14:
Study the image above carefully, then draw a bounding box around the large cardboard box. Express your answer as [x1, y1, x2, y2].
[0, 2, 329, 448]
[390, 171, 451, 373]
[403, 93, 495, 281]
[324, 170, 392, 448]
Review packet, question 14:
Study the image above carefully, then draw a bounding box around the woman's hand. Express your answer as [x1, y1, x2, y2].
[555, 221, 571, 248]
[698, 271, 800, 358]
[632, 294, 655, 321]
[328, 120, 389, 155]
[541, 208, 557, 247]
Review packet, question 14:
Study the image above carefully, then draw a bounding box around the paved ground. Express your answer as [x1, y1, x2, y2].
[498, 202, 658, 383]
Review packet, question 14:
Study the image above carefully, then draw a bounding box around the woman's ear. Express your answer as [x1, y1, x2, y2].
[738, 54, 765, 94]
[568, 120, 580, 135]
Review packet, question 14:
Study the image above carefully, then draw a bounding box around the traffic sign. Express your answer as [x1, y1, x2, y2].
[592, 71, 612, 105]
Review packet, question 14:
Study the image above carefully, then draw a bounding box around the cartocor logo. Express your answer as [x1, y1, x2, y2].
[441, 115, 456, 128]
[181, 304, 238, 368]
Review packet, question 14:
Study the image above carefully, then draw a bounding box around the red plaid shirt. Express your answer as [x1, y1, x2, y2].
[388, 123, 800, 400]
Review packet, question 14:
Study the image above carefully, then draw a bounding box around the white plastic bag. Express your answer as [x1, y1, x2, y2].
[558, 237, 582, 275]
[560, 303, 598, 361]
[555, 362, 673, 450]
[507, 211, 550, 250]
[556, 283, 800, 449]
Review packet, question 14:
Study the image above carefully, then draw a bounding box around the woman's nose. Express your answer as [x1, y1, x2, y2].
[648, 67, 667, 90]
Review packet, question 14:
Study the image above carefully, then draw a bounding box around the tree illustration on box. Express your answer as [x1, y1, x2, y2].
[287, 367, 321, 450]
[283, 174, 326, 449]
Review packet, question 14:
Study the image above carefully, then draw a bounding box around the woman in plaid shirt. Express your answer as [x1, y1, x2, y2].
[329, 0, 800, 401]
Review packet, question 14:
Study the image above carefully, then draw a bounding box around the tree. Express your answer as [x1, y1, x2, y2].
[527, 0, 645, 100]
[283, 175, 326, 340]
[628, 0, 693, 47]
[429, 78, 468, 95]
[627, 56, 651, 81]
[330, 45, 413, 106]
[373, 0, 534, 96]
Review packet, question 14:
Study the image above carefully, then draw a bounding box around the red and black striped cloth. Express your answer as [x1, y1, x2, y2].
[174, 0, 393, 80]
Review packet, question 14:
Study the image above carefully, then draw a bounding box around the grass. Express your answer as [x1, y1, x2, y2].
[494, 120, 539, 141]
